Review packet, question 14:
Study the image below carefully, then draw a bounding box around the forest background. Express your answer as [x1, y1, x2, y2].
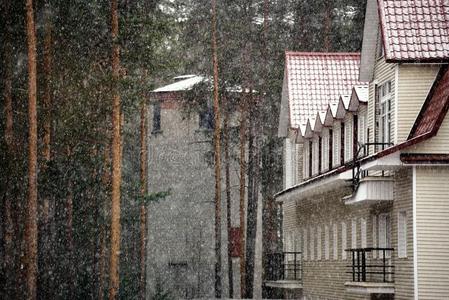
[0, 0, 365, 299]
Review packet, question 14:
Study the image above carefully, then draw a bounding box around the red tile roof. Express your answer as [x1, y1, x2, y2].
[409, 65, 449, 138]
[285, 52, 363, 128]
[378, 0, 449, 62]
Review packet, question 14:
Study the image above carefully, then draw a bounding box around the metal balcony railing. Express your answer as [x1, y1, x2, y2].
[265, 252, 302, 282]
[345, 248, 395, 283]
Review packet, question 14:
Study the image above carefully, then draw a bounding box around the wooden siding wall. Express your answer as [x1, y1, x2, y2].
[396, 65, 439, 143]
[367, 57, 395, 152]
[392, 168, 414, 299]
[415, 167, 449, 299]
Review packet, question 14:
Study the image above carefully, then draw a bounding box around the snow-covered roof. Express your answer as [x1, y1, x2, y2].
[152, 75, 205, 92]
[284, 52, 363, 129]
[378, 0, 449, 62]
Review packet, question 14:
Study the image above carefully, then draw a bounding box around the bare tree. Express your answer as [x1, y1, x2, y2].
[238, 96, 247, 298]
[109, 0, 123, 298]
[25, 0, 39, 298]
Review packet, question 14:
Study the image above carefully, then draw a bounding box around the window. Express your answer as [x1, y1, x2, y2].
[285, 139, 293, 188]
[351, 218, 357, 249]
[303, 228, 308, 261]
[199, 107, 213, 129]
[357, 113, 366, 156]
[340, 122, 345, 165]
[344, 120, 353, 162]
[372, 215, 377, 258]
[398, 211, 407, 258]
[152, 102, 161, 133]
[378, 213, 392, 258]
[378, 81, 392, 144]
[324, 225, 330, 260]
[333, 125, 340, 167]
[329, 129, 333, 170]
[322, 130, 329, 172]
[308, 140, 313, 177]
[361, 218, 367, 248]
[333, 223, 338, 260]
[318, 136, 322, 174]
[303, 140, 309, 179]
[310, 227, 315, 261]
[342, 222, 347, 260]
[317, 226, 322, 260]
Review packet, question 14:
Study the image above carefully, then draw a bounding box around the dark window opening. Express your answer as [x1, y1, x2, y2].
[308, 141, 313, 177]
[340, 123, 345, 165]
[152, 102, 161, 134]
[353, 115, 358, 160]
[329, 129, 333, 170]
[199, 107, 214, 130]
[318, 136, 322, 174]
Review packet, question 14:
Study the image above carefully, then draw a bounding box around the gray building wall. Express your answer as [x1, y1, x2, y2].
[146, 95, 241, 299]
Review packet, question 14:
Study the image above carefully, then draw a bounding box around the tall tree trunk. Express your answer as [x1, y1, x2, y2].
[211, 0, 222, 297]
[323, 1, 332, 51]
[244, 110, 256, 299]
[3, 2, 15, 295]
[238, 99, 247, 299]
[66, 177, 75, 299]
[224, 103, 233, 298]
[109, 0, 122, 298]
[99, 145, 110, 300]
[38, 4, 53, 297]
[25, 0, 39, 298]
[139, 89, 148, 300]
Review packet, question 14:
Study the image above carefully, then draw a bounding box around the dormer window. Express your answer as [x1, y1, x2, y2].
[379, 81, 392, 144]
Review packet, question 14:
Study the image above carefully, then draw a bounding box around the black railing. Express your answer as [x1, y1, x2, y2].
[351, 142, 394, 191]
[265, 252, 302, 282]
[345, 248, 395, 283]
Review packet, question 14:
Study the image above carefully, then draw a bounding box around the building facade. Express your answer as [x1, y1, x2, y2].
[271, 1, 449, 299]
[145, 75, 242, 299]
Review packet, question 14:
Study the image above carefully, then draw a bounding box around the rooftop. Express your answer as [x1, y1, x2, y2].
[285, 52, 363, 128]
[378, 0, 449, 62]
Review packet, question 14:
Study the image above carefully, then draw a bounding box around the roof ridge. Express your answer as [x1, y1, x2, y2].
[285, 51, 361, 57]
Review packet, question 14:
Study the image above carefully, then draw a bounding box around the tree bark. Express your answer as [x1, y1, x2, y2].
[66, 177, 74, 299]
[139, 87, 148, 300]
[238, 97, 247, 299]
[3, 2, 14, 295]
[324, 1, 332, 51]
[224, 102, 233, 298]
[109, 0, 122, 298]
[25, 0, 39, 298]
[211, 0, 222, 297]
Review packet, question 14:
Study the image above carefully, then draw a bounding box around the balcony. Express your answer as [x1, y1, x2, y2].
[345, 248, 395, 294]
[264, 252, 303, 289]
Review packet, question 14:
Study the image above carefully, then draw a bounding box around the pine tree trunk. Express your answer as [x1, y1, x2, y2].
[324, 1, 332, 51]
[238, 99, 247, 299]
[139, 91, 148, 300]
[66, 176, 74, 299]
[3, 3, 15, 294]
[211, 0, 222, 297]
[98, 226, 106, 300]
[39, 5, 53, 297]
[25, 0, 39, 298]
[109, 0, 122, 298]
[224, 103, 233, 298]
